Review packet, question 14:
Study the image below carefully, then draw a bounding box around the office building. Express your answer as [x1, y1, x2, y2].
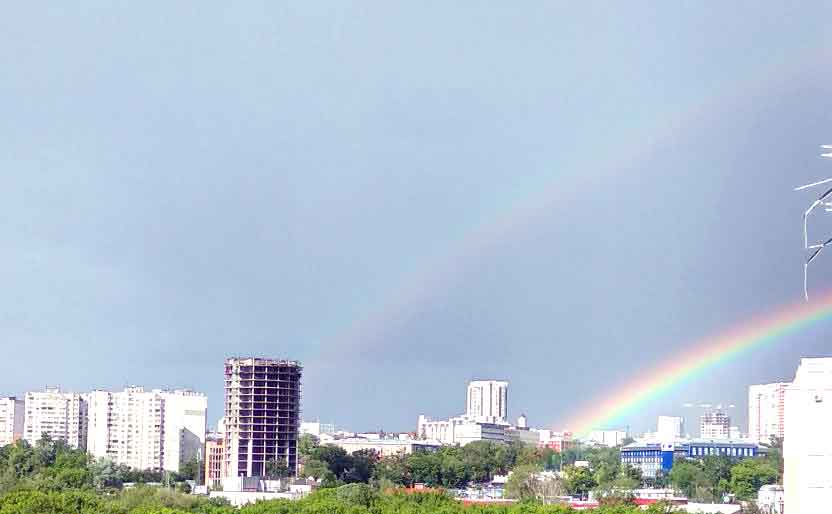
[87, 387, 207, 472]
[621, 439, 758, 478]
[466, 380, 508, 424]
[0, 397, 24, 447]
[23, 388, 87, 449]
[700, 411, 730, 439]
[784, 358, 832, 513]
[749, 382, 788, 445]
[657, 416, 684, 440]
[224, 357, 302, 478]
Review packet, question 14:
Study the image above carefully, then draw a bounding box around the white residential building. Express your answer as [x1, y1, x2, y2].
[749, 382, 789, 445]
[784, 358, 832, 513]
[23, 388, 87, 449]
[87, 387, 207, 472]
[466, 380, 508, 424]
[700, 411, 730, 439]
[416, 415, 509, 446]
[657, 416, 684, 440]
[0, 397, 24, 447]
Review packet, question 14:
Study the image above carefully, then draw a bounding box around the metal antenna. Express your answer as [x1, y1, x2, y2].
[796, 145, 832, 300]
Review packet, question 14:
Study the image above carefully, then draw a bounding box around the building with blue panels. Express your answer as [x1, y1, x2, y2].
[620, 443, 676, 478]
[620, 439, 759, 478]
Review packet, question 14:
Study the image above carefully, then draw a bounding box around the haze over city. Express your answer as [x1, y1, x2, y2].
[3, 2, 832, 434]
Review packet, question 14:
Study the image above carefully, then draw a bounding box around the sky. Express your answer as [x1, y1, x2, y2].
[2, 2, 832, 434]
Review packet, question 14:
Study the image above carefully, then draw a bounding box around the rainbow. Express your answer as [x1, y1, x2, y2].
[307, 44, 829, 369]
[563, 291, 832, 436]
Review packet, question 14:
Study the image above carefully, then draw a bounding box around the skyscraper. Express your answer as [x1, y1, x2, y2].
[23, 387, 87, 449]
[466, 380, 508, 424]
[224, 358, 302, 478]
[749, 382, 788, 444]
[700, 411, 730, 439]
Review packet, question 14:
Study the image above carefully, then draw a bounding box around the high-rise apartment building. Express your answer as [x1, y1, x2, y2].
[657, 416, 684, 440]
[224, 358, 302, 478]
[784, 358, 832, 513]
[700, 411, 730, 439]
[23, 388, 87, 449]
[0, 397, 24, 447]
[86, 387, 207, 472]
[749, 382, 789, 444]
[466, 380, 508, 424]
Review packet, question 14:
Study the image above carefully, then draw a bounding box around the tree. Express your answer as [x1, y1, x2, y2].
[438, 452, 466, 488]
[372, 454, 410, 486]
[563, 465, 597, 498]
[265, 457, 290, 479]
[762, 436, 784, 482]
[407, 451, 441, 487]
[310, 445, 352, 480]
[504, 464, 538, 500]
[669, 460, 706, 500]
[298, 434, 319, 459]
[729, 459, 778, 500]
[178, 457, 202, 482]
[701, 455, 733, 502]
[343, 449, 377, 484]
[89, 458, 123, 491]
[300, 459, 329, 480]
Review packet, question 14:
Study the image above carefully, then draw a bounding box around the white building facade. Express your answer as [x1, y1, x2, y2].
[657, 416, 684, 440]
[784, 358, 832, 513]
[0, 397, 24, 447]
[86, 387, 207, 472]
[749, 382, 788, 445]
[585, 430, 628, 447]
[416, 414, 509, 446]
[700, 411, 730, 439]
[23, 388, 87, 449]
[466, 380, 508, 424]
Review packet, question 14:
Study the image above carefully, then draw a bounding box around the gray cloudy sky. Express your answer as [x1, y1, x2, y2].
[2, 2, 832, 434]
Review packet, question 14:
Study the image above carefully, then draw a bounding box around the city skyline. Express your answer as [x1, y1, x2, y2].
[3, 3, 832, 432]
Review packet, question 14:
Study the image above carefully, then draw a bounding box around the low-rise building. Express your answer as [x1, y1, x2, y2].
[300, 421, 335, 437]
[536, 429, 574, 452]
[620, 439, 758, 478]
[330, 437, 441, 457]
[205, 432, 226, 489]
[585, 430, 628, 447]
[757, 484, 784, 514]
[416, 415, 509, 446]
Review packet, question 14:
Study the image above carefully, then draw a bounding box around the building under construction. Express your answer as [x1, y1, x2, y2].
[224, 357, 302, 478]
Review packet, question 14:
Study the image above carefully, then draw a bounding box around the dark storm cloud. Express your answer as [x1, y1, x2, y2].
[2, 2, 831, 431]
